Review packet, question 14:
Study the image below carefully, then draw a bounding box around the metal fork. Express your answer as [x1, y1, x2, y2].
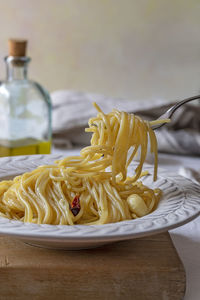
[151, 94, 200, 130]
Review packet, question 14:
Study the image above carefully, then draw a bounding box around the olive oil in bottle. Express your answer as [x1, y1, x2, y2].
[0, 139, 51, 157]
[0, 39, 52, 156]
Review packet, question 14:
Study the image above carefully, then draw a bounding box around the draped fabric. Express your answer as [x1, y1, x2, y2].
[52, 90, 200, 155]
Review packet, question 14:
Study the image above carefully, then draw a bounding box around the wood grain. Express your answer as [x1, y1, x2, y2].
[0, 233, 185, 300]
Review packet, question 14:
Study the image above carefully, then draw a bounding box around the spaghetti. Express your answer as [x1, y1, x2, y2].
[0, 104, 167, 225]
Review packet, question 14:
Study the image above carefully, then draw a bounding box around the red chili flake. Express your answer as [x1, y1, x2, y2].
[70, 195, 81, 216]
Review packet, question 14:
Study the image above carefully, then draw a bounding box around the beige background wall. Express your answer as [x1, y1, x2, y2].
[0, 0, 200, 101]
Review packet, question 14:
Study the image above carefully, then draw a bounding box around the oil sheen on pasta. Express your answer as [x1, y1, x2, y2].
[0, 104, 167, 225]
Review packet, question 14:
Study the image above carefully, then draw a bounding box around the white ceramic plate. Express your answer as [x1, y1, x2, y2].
[0, 155, 199, 250]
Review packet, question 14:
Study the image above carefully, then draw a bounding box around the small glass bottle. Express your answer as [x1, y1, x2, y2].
[0, 39, 51, 156]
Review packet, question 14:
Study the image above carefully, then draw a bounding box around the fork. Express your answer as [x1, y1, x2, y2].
[151, 94, 200, 130]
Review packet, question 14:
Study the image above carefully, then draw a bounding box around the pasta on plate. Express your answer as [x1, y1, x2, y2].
[0, 104, 168, 225]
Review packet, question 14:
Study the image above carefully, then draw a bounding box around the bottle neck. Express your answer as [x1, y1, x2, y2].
[5, 56, 31, 81]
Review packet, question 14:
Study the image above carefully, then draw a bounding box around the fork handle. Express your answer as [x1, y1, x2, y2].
[167, 94, 200, 118]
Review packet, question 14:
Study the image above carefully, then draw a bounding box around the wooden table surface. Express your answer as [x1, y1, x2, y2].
[0, 232, 185, 300]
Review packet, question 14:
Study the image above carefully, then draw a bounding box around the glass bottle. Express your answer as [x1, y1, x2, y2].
[0, 39, 51, 156]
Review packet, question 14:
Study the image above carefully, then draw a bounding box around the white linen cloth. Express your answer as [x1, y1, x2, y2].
[170, 160, 200, 300]
[51, 90, 200, 155]
[170, 217, 200, 300]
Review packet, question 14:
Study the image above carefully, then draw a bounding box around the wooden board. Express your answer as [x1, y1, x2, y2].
[0, 233, 185, 300]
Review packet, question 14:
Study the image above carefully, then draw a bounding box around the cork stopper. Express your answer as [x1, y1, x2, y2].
[8, 39, 27, 57]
